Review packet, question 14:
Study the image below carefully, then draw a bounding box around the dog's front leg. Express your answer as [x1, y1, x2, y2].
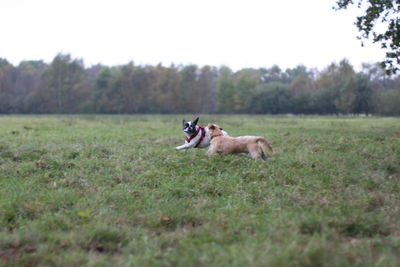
[175, 144, 187, 151]
[207, 145, 217, 156]
[175, 143, 193, 151]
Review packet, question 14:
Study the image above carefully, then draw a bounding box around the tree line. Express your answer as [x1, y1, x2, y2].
[1, 54, 400, 115]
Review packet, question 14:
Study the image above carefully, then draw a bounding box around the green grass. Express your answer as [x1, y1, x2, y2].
[0, 115, 399, 266]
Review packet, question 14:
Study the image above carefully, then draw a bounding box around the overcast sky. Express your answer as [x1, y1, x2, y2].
[1, 0, 385, 71]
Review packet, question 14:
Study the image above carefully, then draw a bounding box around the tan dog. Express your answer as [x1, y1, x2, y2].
[207, 123, 273, 161]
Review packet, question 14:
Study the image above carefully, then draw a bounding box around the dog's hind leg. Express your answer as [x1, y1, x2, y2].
[257, 138, 273, 160]
[261, 150, 270, 162]
[249, 145, 263, 160]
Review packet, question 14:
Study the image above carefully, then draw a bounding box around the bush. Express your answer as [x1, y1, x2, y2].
[372, 89, 400, 115]
[247, 83, 290, 114]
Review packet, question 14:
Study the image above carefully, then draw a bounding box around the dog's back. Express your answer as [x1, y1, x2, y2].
[210, 135, 248, 154]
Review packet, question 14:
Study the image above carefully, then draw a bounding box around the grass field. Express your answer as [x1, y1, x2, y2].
[0, 115, 399, 266]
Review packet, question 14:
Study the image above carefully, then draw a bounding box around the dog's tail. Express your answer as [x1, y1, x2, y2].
[257, 137, 273, 158]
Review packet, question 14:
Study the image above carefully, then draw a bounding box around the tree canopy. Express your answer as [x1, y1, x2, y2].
[335, 0, 400, 74]
[0, 54, 400, 115]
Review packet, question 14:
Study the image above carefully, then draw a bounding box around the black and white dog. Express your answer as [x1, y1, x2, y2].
[175, 117, 229, 151]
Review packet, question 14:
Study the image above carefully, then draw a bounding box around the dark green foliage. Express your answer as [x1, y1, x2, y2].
[372, 89, 400, 115]
[335, 0, 400, 74]
[216, 66, 235, 113]
[0, 58, 16, 113]
[338, 73, 373, 114]
[1, 54, 400, 114]
[311, 87, 339, 114]
[292, 92, 314, 114]
[93, 66, 111, 113]
[247, 83, 290, 114]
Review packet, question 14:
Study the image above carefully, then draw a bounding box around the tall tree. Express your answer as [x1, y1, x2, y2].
[178, 65, 200, 113]
[0, 59, 16, 113]
[100, 64, 132, 113]
[338, 73, 373, 114]
[151, 64, 181, 113]
[197, 66, 218, 113]
[94, 66, 111, 113]
[37, 54, 90, 113]
[216, 66, 235, 113]
[288, 73, 312, 97]
[234, 69, 259, 113]
[313, 59, 355, 114]
[315, 59, 355, 90]
[15, 60, 46, 113]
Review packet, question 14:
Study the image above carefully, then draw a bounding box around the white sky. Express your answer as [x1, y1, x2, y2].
[0, 0, 386, 71]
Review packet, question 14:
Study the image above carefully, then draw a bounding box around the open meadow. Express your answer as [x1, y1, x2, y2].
[0, 115, 399, 266]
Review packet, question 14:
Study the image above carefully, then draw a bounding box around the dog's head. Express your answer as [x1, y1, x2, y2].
[182, 117, 199, 135]
[207, 123, 224, 139]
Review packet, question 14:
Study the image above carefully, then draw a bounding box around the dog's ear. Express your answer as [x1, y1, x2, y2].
[208, 124, 215, 130]
[182, 119, 187, 126]
[219, 127, 223, 131]
[193, 117, 199, 125]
